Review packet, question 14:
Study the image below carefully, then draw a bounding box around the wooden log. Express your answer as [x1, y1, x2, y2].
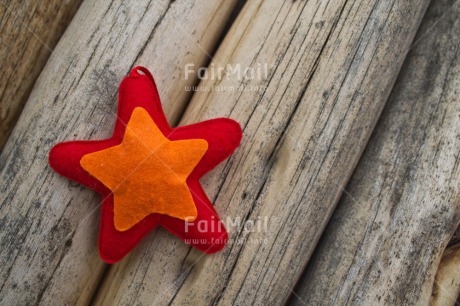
[0, 0, 83, 151]
[0, 0, 239, 304]
[94, 0, 429, 304]
[292, 0, 460, 304]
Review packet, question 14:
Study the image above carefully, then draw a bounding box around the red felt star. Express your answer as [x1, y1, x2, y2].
[49, 66, 242, 263]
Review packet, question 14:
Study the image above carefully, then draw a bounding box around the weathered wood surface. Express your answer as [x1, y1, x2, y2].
[0, 0, 83, 151]
[94, 0, 430, 304]
[0, 0, 240, 304]
[292, 0, 460, 304]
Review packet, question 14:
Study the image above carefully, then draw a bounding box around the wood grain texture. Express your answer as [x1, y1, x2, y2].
[0, 0, 83, 151]
[292, 0, 460, 304]
[94, 0, 429, 304]
[0, 0, 239, 304]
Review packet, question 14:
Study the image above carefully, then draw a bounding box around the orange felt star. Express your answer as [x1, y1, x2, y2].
[80, 107, 208, 231]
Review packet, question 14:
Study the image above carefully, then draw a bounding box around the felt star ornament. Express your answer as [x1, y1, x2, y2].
[49, 66, 242, 263]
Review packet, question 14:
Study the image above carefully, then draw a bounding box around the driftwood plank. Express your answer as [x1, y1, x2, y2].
[94, 0, 429, 304]
[292, 0, 460, 304]
[0, 0, 83, 150]
[0, 0, 239, 304]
